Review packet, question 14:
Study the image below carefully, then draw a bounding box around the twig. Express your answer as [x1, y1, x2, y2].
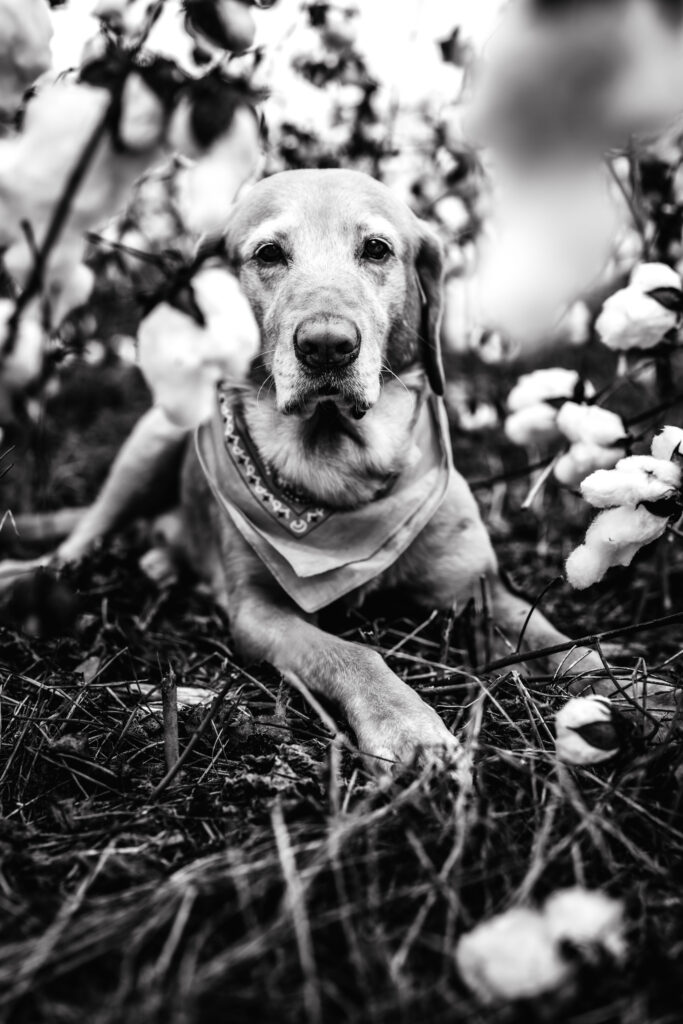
[149, 674, 239, 800]
[161, 669, 180, 777]
[483, 610, 683, 673]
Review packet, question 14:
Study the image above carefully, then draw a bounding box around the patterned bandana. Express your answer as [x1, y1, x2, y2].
[195, 384, 452, 613]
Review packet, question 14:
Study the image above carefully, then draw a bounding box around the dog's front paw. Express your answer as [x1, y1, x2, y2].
[351, 684, 467, 778]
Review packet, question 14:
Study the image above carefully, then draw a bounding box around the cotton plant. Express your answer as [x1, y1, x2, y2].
[0, 0, 273, 399]
[596, 262, 683, 352]
[566, 427, 683, 589]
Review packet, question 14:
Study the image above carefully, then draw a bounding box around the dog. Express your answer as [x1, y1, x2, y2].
[2, 169, 604, 768]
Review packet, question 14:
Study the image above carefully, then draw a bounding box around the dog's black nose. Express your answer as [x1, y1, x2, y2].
[294, 317, 360, 370]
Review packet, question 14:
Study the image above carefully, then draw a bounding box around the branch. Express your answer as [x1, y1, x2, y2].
[482, 610, 683, 674]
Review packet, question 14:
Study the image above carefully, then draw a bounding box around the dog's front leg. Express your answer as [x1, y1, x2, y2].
[230, 588, 461, 770]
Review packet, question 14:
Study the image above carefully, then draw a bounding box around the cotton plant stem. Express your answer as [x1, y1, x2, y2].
[482, 610, 683, 674]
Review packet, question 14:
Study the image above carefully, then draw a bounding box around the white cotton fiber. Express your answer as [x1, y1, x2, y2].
[556, 403, 626, 447]
[651, 426, 683, 462]
[630, 261, 682, 293]
[565, 544, 610, 589]
[504, 403, 559, 447]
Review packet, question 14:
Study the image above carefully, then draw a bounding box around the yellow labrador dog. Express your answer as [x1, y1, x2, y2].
[5, 170, 601, 767]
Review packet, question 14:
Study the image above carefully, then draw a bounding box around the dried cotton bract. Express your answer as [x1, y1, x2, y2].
[596, 262, 683, 351]
[555, 695, 620, 765]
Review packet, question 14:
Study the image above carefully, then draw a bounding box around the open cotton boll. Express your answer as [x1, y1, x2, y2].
[0, 299, 45, 392]
[543, 888, 627, 964]
[504, 403, 559, 447]
[174, 109, 262, 237]
[192, 266, 260, 381]
[138, 270, 259, 428]
[581, 465, 679, 510]
[652, 426, 683, 462]
[556, 402, 626, 447]
[565, 543, 611, 589]
[0, 0, 53, 116]
[138, 304, 217, 428]
[630, 261, 682, 294]
[555, 695, 619, 765]
[455, 907, 571, 1005]
[118, 73, 167, 153]
[50, 264, 95, 325]
[554, 442, 624, 489]
[615, 455, 682, 490]
[595, 287, 678, 351]
[588, 505, 668, 560]
[507, 367, 589, 413]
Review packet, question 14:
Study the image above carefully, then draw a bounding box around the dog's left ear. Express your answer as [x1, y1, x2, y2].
[415, 224, 446, 396]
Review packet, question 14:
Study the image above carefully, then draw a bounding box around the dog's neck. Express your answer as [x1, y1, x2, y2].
[242, 367, 427, 509]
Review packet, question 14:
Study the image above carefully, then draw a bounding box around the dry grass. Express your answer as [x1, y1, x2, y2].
[1, 364, 683, 1024]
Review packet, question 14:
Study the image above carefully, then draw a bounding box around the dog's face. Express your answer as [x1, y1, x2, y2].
[225, 169, 445, 417]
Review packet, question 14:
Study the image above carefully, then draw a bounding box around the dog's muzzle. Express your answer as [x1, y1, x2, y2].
[293, 316, 360, 371]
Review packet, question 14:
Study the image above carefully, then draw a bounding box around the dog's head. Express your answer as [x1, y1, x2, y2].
[224, 169, 445, 417]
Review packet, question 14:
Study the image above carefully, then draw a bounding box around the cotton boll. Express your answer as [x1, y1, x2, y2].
[433, 195, 470, 235]
[565, 543, 610, 589]
[0, 0, 53, 116]
[192, 266, 260, 381]
[615, 455, 682, 490]
[555, 695, 619, 765]
[554, 442, 624, 489]
[543, 888, 627, 964]
[557, 403, 626, 447]
[652, 426, 683, 462]
[118, 72, 167, 152]
[560, 300, 592, 347]
[630, 261, 682, 294]
[174, 107, 262, 237]
[507, 368, 588, 413]
[138, 303, 216, 428]
[587, 506, 668, 565]
[50, 264, 95, 325]
[554, 451, 586, 488]
[455, 907, 571, 1005]
[595, 287, 678, 351]
[581, 468, 668, 510]
[0, 300, 46, 392]
[137, 270, 259, 427]
[504, 403, 560, 447]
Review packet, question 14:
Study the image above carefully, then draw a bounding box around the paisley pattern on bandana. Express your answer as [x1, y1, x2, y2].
[218, 387, 328, 536]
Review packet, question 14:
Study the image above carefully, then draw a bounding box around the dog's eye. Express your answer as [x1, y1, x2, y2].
[254, 242, 285, 264]
[362, 238, 392, 261]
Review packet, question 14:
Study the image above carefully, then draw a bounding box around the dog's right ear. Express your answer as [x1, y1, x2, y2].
[415, 224, 446, 397]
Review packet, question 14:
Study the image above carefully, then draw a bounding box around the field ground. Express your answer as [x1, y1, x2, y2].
[1, 361, 683, 1024]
